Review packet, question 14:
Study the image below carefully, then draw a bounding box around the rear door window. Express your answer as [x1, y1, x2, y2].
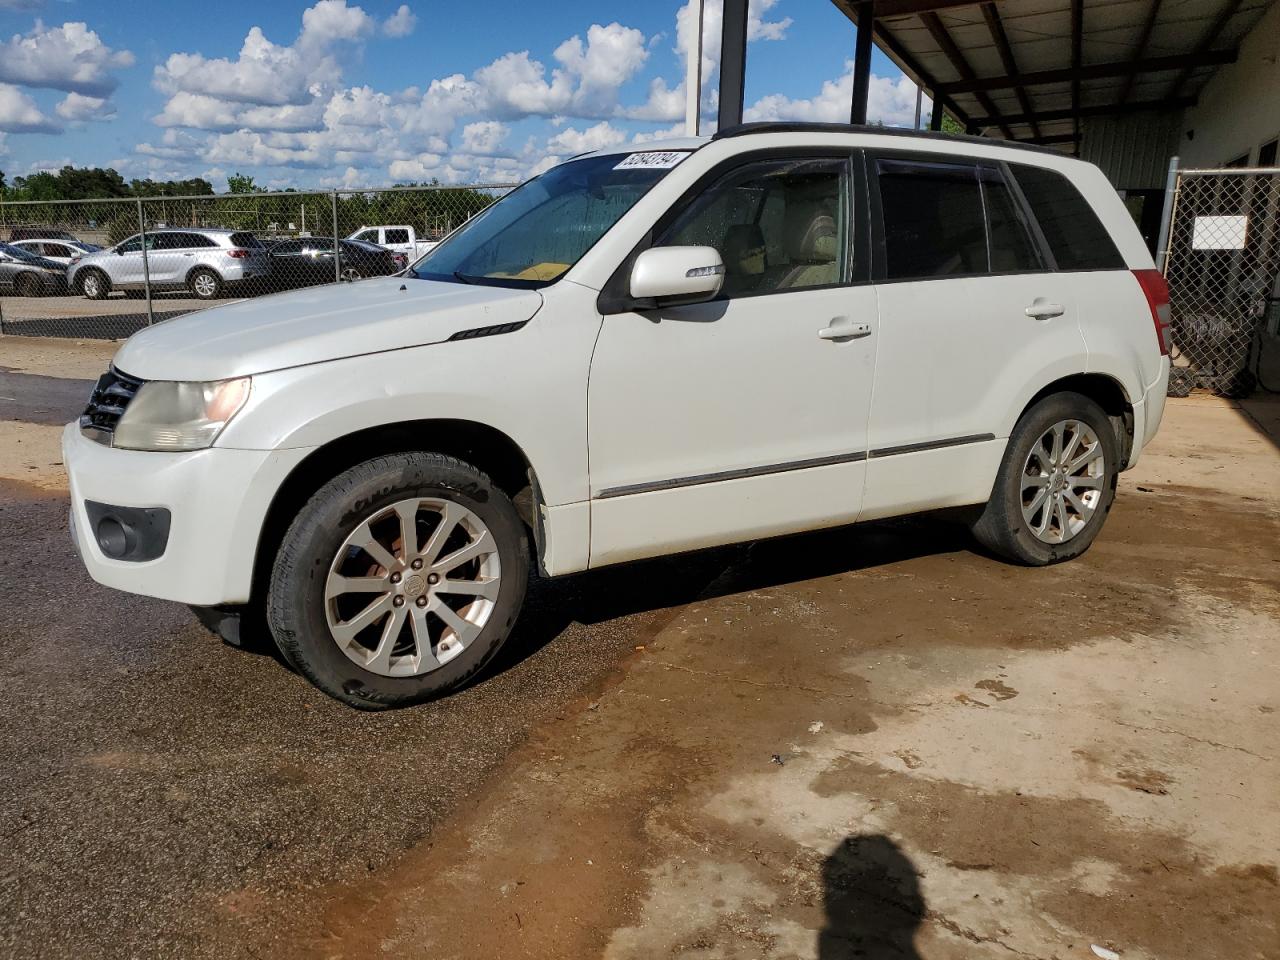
[384, 228, 410, 245]
[875, 158, 987, 280]
[229, 232, 264, 249]
[1009, 163, 1124, 270]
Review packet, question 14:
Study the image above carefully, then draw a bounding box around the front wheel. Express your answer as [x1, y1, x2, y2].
[971, 392, 1119, 566]
[266, 452, 530, 709]
[79, 269, 109, 300]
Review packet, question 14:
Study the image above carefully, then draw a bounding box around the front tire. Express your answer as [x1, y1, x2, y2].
[79, 269, 109, 300]
[971, 392, 1119, 566]
[266, 452, 529, 710]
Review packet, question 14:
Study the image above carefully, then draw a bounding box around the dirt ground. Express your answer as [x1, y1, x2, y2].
[263, 395, 1280, 960]
[2, 331, 1277, 959]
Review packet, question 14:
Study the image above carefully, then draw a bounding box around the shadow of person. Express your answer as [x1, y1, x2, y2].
[818, 835, 925, 959]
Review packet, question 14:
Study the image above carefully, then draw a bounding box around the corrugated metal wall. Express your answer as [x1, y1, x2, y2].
[1081, 110, 1184, 190]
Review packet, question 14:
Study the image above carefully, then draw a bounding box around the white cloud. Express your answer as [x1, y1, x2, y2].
[0, 21, 134, 97]
[460, 120, 509, 155]
[553, 22, 649, 116]
[324, 85, 392, 128]
[388, 153, 443, 180]
[745, 64, 924, 128]
[154, 0, 378, 108]
[473, 51, 574, 118]
[546, 121, 625, 155]
[632, 122, 687, 144]
[383, 4, 417, 38]
[0, 83, 59, 133]
[625, 76, 685, 122]
[55, 92, 114, 122]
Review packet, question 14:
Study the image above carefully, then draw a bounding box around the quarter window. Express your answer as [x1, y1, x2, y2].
[1010, 163, 1124, 271]
[658, 156, 851, 296]
[876, 158, 987, 280]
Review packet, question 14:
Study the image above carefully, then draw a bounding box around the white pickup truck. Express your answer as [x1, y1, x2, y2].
[346, 225, 437, 260]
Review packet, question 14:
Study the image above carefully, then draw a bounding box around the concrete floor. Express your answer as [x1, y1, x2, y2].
[2, 333, 1277, 959]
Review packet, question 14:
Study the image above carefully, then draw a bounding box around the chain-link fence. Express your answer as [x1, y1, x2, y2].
[0, 184, 513, 340]
[1162, 167, 1280, 398]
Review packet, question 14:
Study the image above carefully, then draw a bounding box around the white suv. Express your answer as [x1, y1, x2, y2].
[63, 124, 1171, 709]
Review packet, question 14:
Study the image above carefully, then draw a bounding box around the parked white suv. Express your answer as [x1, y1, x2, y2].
[64, 124, 1171, 709]
[67, 227, 271, 301]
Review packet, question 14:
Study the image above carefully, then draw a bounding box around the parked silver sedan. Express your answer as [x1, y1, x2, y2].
[67, 227, 272, 301]
[0, 242, 68, 296]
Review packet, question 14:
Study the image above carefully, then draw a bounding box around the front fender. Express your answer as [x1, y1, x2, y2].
[215, 304, 601, 507]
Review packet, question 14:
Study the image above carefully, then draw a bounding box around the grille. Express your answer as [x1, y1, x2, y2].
[80, 368, 145, 444]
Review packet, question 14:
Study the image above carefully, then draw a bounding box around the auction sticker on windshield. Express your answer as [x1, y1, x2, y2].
[613, 151, 689, 170]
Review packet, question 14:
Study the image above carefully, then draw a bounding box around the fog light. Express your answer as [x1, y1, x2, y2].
[96, 516, 135, 559]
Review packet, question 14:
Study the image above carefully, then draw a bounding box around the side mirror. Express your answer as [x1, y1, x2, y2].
[629, 246, 725, 306]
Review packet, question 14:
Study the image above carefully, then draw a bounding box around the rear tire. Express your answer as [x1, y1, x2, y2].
[188, 268, 222, 300]
[266, 452, 529, 710]
[971, 392, 1119, 566]
[79, 269, 109, 300]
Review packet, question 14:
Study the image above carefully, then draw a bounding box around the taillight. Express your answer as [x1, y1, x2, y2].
[1133, 268, 1172, 356]
[227, 248, 250, 259]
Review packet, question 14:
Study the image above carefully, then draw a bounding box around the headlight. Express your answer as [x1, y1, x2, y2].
[113, 377, 251, 451]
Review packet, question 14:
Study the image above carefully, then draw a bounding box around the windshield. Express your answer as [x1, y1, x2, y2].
[412, 151, 688, 288]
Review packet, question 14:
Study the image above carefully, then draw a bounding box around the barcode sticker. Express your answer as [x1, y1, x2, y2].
[613, 151, 689, 170]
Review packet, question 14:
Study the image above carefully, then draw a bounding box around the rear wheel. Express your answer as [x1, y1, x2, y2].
[266, 452, 529, 710]
[79, 269, 109, 300]
[339, 265, 364, 282]
[188, 268, 222, 300]
[971, 392, 1119, 565]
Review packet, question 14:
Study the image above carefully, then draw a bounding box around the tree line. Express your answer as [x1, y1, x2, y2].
[0, 166, 504, 246]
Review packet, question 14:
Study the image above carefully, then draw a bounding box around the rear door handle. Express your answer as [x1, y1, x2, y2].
[1025, 299, 1065, 320]
[818, 317, 873, 340]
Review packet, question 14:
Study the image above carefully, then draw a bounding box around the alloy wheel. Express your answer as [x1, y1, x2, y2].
[1020, 419, 1106, 544]
[324, 497, 501, 677]
[192, 272, 218, 298]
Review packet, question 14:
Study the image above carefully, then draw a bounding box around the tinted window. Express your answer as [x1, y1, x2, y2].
[1259, 139, 1277, 167]
[41, 243, 69, 257]
[384, 228, 409, 244]
[229, 232, 263, 248]
[117, 236, 143, 254]
[659, 156, 850, 296]
[272, 240, 302, 255]
[1010, 163, 1124, 270]
[152, 233, 187, 250]
[877, 159, 986, 279]
[982, 168, 1043, 272]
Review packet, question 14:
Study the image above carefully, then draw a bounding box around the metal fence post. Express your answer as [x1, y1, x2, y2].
[137, 197, 155, 326]
[1155, 155, 1180, 274]
[331, 190, 341, 284]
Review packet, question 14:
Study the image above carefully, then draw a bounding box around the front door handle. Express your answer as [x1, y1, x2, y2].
[1025, 299, 1065, 320]
[818, 317, 873, 340]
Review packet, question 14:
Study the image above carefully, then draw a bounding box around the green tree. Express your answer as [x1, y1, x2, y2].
[130, 177, 215, 197]
[226, 172, 257, 194]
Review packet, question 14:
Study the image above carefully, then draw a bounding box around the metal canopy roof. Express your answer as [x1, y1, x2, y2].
[829, 0, 1276, 151]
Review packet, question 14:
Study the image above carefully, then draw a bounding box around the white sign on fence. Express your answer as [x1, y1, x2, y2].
[1191, 214, 1248, 250]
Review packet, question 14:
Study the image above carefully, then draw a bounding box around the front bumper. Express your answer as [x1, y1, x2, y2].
[62, 424, 313, 605]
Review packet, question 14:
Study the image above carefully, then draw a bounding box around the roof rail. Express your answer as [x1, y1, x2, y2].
[710, 122, 1064, 157]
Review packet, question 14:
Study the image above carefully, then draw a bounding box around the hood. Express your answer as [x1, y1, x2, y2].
[112, 277, 544, 382]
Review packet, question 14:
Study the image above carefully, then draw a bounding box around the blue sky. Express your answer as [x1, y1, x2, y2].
[0, 0, 926, 191]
